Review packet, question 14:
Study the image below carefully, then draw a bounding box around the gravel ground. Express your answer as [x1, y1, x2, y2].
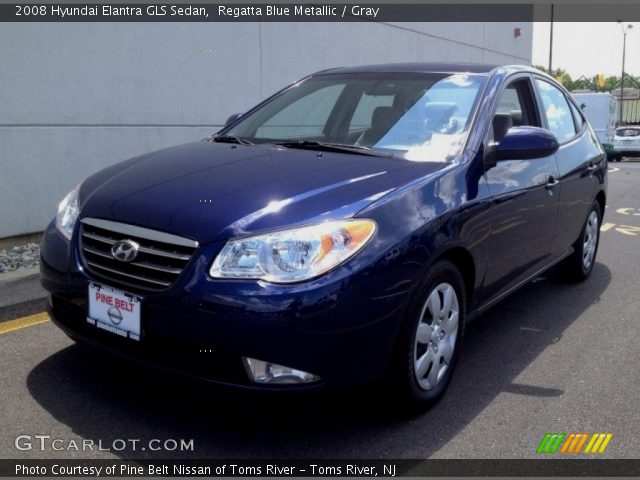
[0, 243, 40, 273]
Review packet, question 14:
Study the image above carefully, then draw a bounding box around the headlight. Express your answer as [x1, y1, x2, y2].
[55, 185, 81, 240]
[210, 219, 376, 283]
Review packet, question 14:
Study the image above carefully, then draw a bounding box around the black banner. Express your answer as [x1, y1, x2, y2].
[2, 459, 640, 477]
[5, 4, 536, 21]
[2, 3, 640, 22]
[4, 3, 640, 22]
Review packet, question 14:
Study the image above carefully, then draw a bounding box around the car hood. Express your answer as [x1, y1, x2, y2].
[79, 141, 446, 244]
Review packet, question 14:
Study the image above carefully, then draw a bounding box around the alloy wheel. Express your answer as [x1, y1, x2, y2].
[582, 210, 599, 270]
[414, 283, 459, 391]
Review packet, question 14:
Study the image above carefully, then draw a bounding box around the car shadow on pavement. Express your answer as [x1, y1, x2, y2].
[26, 263, 611, 459]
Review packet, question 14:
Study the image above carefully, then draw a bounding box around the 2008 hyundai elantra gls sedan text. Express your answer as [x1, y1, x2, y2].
[41, 63, 607, 407]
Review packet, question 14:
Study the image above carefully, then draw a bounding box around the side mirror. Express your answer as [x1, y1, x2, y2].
[224, 113, 243, 127]
[495, 126, 559, 161]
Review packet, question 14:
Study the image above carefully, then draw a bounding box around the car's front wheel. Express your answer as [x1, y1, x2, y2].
[390, 260, 466, 409]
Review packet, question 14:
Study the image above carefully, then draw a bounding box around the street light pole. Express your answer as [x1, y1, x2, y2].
[618, 22, 633, 126]
[548, 4, 554, 73]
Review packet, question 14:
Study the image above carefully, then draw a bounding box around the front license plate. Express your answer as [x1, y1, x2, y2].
[87, 283, 142, 341]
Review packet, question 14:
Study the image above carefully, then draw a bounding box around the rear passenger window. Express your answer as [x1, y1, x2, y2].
[569, 101, 585, 131]
[535, 79, 576, 143]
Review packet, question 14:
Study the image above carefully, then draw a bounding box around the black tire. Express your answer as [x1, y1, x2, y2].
[558, 201, 602, 281]
[389, 260, 466, 409]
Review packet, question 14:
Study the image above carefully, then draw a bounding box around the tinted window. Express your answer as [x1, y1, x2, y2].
[349, 92, 394, 133]
[255, 84, 345, 139]
[569, 101, 584, 131]
[490, 79, 538, 143]
[615, 127, 640, 137]
[535, 79, 576, 143]
[496, 87, 522, 116]
[226, 73, 487, 162]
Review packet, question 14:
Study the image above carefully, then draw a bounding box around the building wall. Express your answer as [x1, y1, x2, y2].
[0, 22, 532, 238]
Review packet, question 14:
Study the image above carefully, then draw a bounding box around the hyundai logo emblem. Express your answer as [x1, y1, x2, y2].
[111, 240, 140, 262]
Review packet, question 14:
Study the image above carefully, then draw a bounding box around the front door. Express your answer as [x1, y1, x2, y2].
[481, 76, 560, 301]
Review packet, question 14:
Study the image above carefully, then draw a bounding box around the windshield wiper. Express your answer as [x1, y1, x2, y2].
[211, 135, 254, 145]
[271, 140, 392, 158]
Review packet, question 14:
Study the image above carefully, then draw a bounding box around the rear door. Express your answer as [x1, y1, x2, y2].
[533, 77, 603, 255]
[481, 75, 561, 301]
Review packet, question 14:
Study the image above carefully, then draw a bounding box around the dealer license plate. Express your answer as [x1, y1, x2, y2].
[87, 283, 142, 341]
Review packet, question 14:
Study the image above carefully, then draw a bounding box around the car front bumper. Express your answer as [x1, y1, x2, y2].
[40, 221, 412, 391]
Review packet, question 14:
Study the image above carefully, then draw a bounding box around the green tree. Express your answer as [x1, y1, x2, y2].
[604, 76, 619, 91]
[532, 65, 640, 92]
[532, 65, 573, 87]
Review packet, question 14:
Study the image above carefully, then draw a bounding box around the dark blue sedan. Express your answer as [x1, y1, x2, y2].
[41, 63, 607, 407]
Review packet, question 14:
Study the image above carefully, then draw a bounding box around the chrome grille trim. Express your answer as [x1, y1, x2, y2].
[82, 231, 192, 261]
[82, 218, 198, 248]
[85, 261, 172, 287]
[82, 245, 184, 274]
[79, 218, 198, 293]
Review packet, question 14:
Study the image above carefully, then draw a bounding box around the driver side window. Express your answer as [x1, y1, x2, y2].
[490, 79, 539, 144]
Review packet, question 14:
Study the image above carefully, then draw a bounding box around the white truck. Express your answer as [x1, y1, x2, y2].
[571, 92, 618, 158]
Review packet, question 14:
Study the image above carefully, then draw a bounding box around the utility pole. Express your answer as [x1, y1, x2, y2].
[548, 4, 554, 73]
[618, 21, 633, 126]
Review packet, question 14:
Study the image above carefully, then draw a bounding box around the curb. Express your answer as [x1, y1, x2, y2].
[0, 267, 46, 309]
[0, 232, 43, 250]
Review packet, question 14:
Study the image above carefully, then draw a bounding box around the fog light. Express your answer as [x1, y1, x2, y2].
[243, 357, 321, 384]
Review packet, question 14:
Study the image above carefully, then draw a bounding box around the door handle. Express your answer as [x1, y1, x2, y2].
[587, 164, 598, 174]
[545, 177, 560, 190]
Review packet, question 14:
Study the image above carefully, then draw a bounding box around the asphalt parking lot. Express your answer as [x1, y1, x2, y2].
[1, 162, 639, 460]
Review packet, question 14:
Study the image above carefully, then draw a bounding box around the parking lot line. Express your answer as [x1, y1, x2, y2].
[600, 222, 616, 232]
[0, 312, 49, 336]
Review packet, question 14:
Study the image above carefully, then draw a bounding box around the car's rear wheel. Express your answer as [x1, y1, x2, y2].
[390, 260, 466, 409]
[558, 201, 601, 281]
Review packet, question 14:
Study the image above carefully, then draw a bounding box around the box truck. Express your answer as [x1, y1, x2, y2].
[571, 92, 618, 156]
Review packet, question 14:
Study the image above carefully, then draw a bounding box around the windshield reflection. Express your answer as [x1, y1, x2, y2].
[224, 72, 486, 163]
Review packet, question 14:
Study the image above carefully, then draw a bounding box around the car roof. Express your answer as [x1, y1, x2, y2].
[314, 62, 504, 76]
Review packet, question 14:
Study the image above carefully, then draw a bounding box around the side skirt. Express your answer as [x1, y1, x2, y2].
[468, 247, 574, 321]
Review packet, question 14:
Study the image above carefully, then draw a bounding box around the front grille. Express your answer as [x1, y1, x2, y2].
[79, 218, 198, 293]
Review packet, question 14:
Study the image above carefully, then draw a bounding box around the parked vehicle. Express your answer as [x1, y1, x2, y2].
[611, 125, 640, 160]
[571, 92, 617, 159]
[41, 63, 607, 407]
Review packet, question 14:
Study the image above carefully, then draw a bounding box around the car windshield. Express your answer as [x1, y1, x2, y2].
[224, 72, 487, 162]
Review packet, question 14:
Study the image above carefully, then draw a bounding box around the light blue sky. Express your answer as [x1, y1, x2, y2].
[533, 22, 640, 77]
